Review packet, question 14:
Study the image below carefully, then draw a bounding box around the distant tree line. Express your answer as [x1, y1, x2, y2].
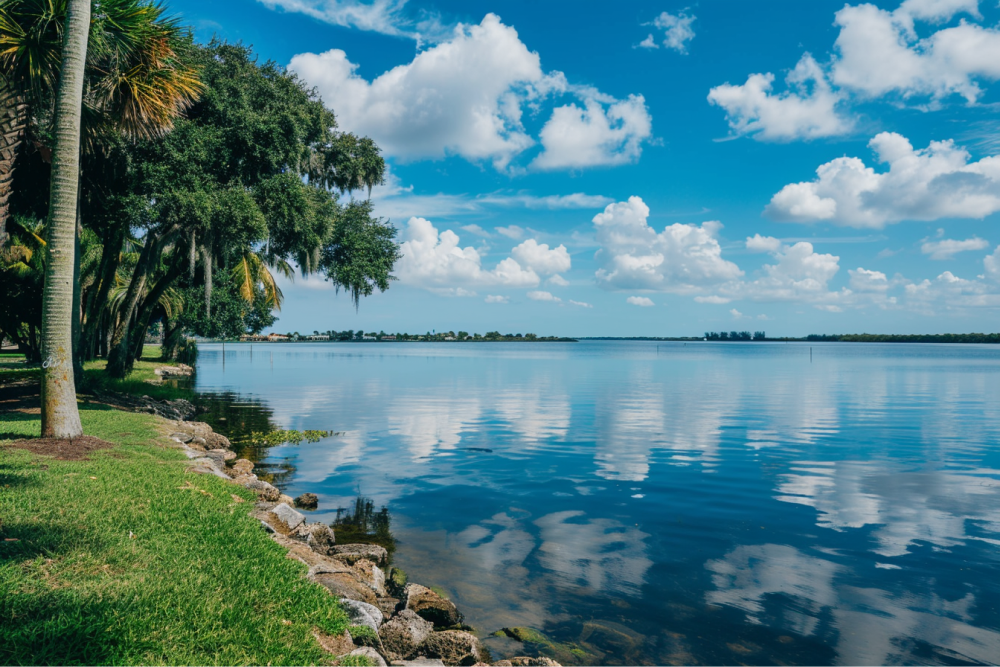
[264, 329, 575, 342]
[705, 331, 766, 341]
[805, 333, 1000, 344]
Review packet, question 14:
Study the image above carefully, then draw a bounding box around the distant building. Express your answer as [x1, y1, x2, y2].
[267, 333, 289, 341]
[362, 334, 377, 340]
[305, 335, 330, 340]
[382, 335, 397, 341]
[444, 336, 455, 341]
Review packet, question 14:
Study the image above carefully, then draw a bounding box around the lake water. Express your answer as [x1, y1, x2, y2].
[193, 341, 1000, 665]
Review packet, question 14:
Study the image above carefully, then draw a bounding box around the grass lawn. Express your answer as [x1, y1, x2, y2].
[0, 403, 350, 665]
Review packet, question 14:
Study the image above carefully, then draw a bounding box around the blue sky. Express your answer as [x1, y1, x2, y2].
[169, 0, 1000, 336]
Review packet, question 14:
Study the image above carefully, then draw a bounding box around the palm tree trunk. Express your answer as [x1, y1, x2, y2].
[40, 0, 90, 438]
[106, 233, 155, 378]
[0, 79, 27, 251]
[201, 244, 212, 318]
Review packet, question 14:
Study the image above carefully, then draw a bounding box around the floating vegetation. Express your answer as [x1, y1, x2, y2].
[332, 496, 397, 559]
[234, 429, 339, 448]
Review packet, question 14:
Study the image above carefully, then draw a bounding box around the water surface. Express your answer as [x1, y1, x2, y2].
[195, 341, 1000, 665]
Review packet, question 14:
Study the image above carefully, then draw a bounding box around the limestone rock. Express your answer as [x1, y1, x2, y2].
[295, 492, 319, 509]
[306, 523, 336, 554]
[204, 431, 231, 449]
[269, 503, 306, 532]
[387, 567, 408, 597]
[278, 494, 295, 507]
[342, 598, 384, 632]
[231, 459, 254, 475]
[191, 436, 207, 446]
[234, 475, 280, 502]
[416, 630, 482, 666]
[507, 659, 561, 666]
[403, 584, 462, 627]
[343, 647, 387, 667]
[332, 543, 389, 567]
[204, 449, 228, 468]
[352, 558, 387, 596]
[170, 431, 193, 443]
[390, 660, 445, 666]
[313, 571, 378, 604]
[314, 629, 356, 658]
[379, 609, 433, 661]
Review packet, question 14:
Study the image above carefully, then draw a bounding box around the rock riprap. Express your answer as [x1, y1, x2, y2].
[294, 492, 319, 509]
[402, 584, 463, 627]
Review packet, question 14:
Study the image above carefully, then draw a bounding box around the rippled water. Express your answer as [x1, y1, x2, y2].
[194, 341, 1000, 665]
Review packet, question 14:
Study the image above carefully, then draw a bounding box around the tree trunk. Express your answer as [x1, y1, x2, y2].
[40, 0, 90, 438]
[202, 244, 212, 318]
[189, 230, 196, 281]
[72, 211, 84, 386]
[0, 79, 27, 250]
[126, 262, 183, 371]
[106, 233, 156, 378]
[80, 224, 124, 360]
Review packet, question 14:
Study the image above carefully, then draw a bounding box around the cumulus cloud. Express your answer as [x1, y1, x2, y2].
[641, 11, 696, 53]
[289, 14, 651, 171]
[485, 294, 509, 303]
[695, 295, 732, 304]
[627, 296, 655, 307]
[527, 290, 560, 302]
[532, 95, 652, 170]
[921, 236, 990, 259]
[708, 55, 851, 141]
[570, 300, 593, 308]
[849, 267, 891, 291]
[396, 217, 539, 295]
[511, 239, 571, 275]
[592, 197, 743, 294]
[765, 132, 1000, 227]
[547, 274, 570, 287]
[730, 237, 845, 305]
[831, 1, 1000, 102]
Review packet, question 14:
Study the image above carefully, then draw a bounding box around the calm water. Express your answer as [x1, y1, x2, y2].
[194, 341, 1000, 665]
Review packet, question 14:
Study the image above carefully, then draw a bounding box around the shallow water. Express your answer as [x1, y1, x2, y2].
[194, 341, 1000, 665]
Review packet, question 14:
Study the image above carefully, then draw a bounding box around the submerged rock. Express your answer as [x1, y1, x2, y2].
[416, 630, 482, 666]
[402, 584, 462, 627]
[294, 492, 319, 510]
[332, 543, 389, 567]
[379, 609, 433, 660]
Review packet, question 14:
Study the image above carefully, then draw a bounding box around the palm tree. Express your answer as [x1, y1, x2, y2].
[38, 0, 89, 438]
[0, 0, 202, 248]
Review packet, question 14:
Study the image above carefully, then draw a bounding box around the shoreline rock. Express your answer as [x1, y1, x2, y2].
[166, 418, 560, 667]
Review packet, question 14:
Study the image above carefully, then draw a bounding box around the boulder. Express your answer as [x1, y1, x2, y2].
[352, 559, 387, 596]
[343, 647, 387, 667]
[416, 630, 482, 666]
[231, 459, 254, 475]
[233, 475, 280, 502]
[402, 584, 462, 627]
[507, 659, 561, 666]
[278, 494, 296, 507]
[269, 503, 306, 532]
[389, 661, 445, 667]
[204, 450, 228, 468]
[170, 431, 193, 443]
[295, 492, 319, 510]
[342, 598, 384, 632]
[289, 522, 336, 554]
[204, 431, 232, 449]
[312, 571, 379, 605]
[379, 609, 433, 660]
[191, 436, 207, 446]
[314, 629, 356, 658]
[332, 543, 389, 567]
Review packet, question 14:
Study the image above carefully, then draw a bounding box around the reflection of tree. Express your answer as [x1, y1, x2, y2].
[332, 496, 397, 559]
[195, 391, 279, 461]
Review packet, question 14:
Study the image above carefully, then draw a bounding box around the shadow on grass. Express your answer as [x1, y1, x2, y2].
[0, 461, 42, 490]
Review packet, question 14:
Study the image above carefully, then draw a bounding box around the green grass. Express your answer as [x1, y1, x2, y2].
[0, 405, 349, 665]
[82, 347, 194, 402]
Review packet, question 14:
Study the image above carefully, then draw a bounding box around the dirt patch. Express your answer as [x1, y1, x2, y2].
[7, 436, 115, 460]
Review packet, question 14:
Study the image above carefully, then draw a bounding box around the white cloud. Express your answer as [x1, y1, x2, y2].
[636, 34, 658, 50]
[745, 233, 784, 253]
[730, 308, 745, 319]
[593, 197, 743, 293]
[477, 192, 613, 209]
[695, 295, 731, 304]
[461, 224, 490, 237]
[396, 217, 539, 295]
[289, 14, 651, 171]
[765, 132, 1000, 227]
[532, 95, 652, 170]
[257, 0, 439, 41]
[849, 267, 891, 291]
[511, 239, 571, 275]
[485, 294, 509, 303]
[649, 11, 696, 53]
[921, 236, 990, 259]
[569, 300, 593, 308]
[708, 55, 851, 141]
[627, 296, 655, 307]
[725, 237, 846, 307]
[495, 225, 525, 240]
[547, 274, 569, 287]
[527, 290, 560, 302]
[984, 246, 1000, 280]
[831, 1, 1000, 103]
